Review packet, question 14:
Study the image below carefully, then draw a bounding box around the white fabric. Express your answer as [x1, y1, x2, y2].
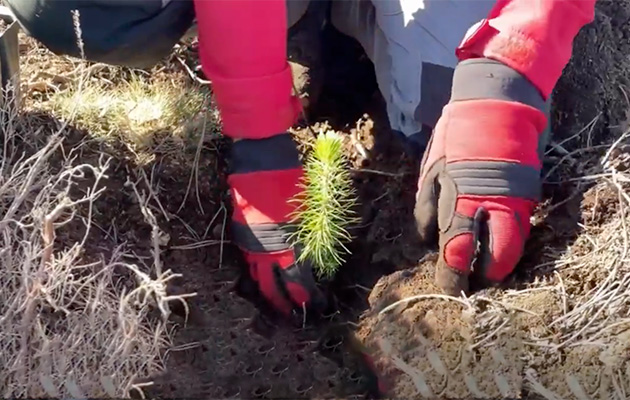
[285, 0, 496, 135]
[331, 0, 496, 136]
[351, 0, 495, 135]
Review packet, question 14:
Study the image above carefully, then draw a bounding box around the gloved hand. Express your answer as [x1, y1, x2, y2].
[228, 134, 328, 317]
[414, 58, 548, 296]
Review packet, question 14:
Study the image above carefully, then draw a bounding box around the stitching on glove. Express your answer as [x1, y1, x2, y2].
[441, 212, 474, 238]
[446, 160, 541, 200]
[231, 221, 294, 253]
[439, 238, 472, 276]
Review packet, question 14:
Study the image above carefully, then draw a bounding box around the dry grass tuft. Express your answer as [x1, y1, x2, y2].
[45, 73, 217, 162]
[19, 34, 220, 166]
[0, 55, 193, 397]
[471, 129, 630, 398]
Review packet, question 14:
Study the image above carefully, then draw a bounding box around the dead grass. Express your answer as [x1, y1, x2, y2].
[0, 28, 210, 397]
[43, 73, 216, 165]
[19, 32, 220, 166]
[0, 89, 189, 397]
[49, 75, 208, 141]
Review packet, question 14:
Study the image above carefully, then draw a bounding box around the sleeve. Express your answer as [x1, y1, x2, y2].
[455, 0, 596, 99]
[193, 0, 301, 139]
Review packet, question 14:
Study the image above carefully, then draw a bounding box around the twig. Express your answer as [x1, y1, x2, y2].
[544, 172, 612, 184]
[545, 112, 601, 156]
[219, 203, 227, 269]
[141, 167, 170, 222]
[41, 199, 71, 269]
[170, 240, 227, 250]
[175, 57, 211, 86]
[203, 205, 225, 240]
[125, 178, 164, 278]
[379, 293, 471, 315]
[470, 318, 510, 350]
[350, 129, 368, 160]
[177, 107, 208, 215]
[543, 144, 611, 182]
[171, 214, 200, 241]
[554, 271, 568, 316]
[1, 135, 64, 226]
[71, 10, 86, 60]
[602, 130, 630, 169]
[351, 168, 406, 177]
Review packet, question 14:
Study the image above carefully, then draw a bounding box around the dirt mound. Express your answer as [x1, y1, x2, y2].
[358, 261, 525, 399]
[357, 227, 630, 399]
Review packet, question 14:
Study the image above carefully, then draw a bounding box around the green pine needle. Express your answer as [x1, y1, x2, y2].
[289, 130, 358, 280]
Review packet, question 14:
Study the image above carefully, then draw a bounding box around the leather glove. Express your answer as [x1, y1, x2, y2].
[414, 58, 548, 296]
[228, 133, 328, 317]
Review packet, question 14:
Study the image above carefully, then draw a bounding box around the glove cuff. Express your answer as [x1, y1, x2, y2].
[211, 64, 302, 139]
[227, 134, 303, 253]
[426, 58, 548, 169]
[451, 58, 546, 112]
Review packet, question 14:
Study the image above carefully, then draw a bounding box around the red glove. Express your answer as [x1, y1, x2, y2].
[228, 135, 327, 316]
[414, 0, 595, 295]
[192, 0, 327, 316]
[414, 59, 547, 295]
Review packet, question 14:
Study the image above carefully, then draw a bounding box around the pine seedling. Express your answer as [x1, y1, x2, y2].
[289, 130, 359, 280]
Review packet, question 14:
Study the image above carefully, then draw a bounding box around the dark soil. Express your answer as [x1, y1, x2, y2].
[144, 2, 630, 398]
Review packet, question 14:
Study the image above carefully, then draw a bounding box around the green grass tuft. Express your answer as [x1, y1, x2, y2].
[289, 130, 358, 280]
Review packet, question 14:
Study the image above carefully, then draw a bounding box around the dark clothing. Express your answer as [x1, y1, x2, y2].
[6, 0, 194, 68]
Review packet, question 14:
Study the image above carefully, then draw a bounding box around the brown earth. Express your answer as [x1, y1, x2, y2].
[18, 27, 384, 398]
